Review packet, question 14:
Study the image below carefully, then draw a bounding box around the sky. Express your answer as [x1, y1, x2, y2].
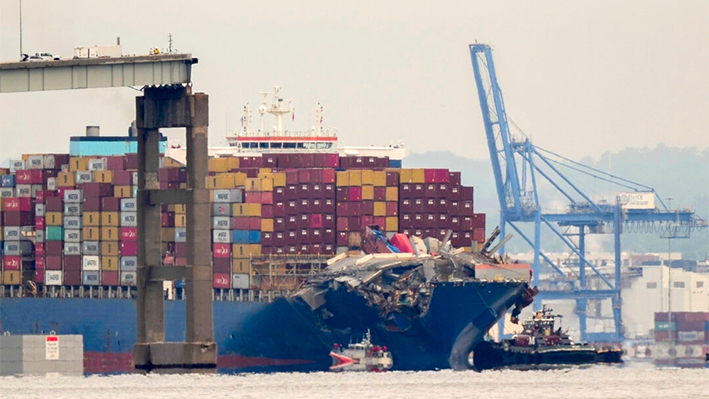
[0, 0, 707, 164]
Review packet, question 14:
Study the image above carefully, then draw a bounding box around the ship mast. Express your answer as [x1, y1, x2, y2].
[315, 103, 323, 137]
[258, 92, 269, 137]
[242, 103, 252, 135]
[267, 86, 293, 136]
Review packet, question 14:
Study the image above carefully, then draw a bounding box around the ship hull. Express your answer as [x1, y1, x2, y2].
[0, 281, 529, 373]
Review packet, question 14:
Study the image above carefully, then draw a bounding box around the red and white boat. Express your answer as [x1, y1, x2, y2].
[329, 330, 393, 372]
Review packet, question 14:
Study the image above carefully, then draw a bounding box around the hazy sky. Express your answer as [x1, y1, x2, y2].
[1, 0, 707, 164]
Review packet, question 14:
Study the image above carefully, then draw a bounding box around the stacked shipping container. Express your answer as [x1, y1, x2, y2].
[1, 149, 486, 292]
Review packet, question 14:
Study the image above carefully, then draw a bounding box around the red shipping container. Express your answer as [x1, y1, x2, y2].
[35, 190, 45, 203]
[81, 183, 113, 198]
[114, 170, 133, 186]
[323, 214, 335, 229]
[35, 256, 45, 269]
[337, 231, 348, 246]
[261, 191, 273, 205]
[436, 198, 449, 213]
[285, 215, 298, 230]
[400, 183, 412, 198]
[64, 270, 81, 285]
[83, 197, 101, 212]
[400, 214, 413, 228]
[386, 172, 399, 186]
[373, 216, 386, 229]
[360, 201, 374, 215]
[45, 255, 62, 270]
[336, 187, 349, 202]
[159, 168, 180, 183]
[337, 202, 349, 215]
[412, 184, 424, 197]
[102, 271, 119, 286]
[472, 213, 486, 229]
[361, 215, 374, 229]
[14, 170, 32, 184]
[161, 212, 175, 227]
[286, 201, 298, 215]
[274, 217, 286, 231]
[232, 217, 249, 230]
[213, 243, 231, 259]
[45, 241, 63, 256]
[461, 201, 474, 216]
[326, 154, 339, 168]
[386, 202, 398, 216]
[273, 186, 286, 202]
[449, 200, 461, 215]
[3, 197, 33, 212]
[435, 169, 450, 183]
[261, 205, 274, 218]
[374, 187, 386, 201]
[298, 214, 311, 229]
[322, 168, 336, 183]
[473, 228, 486, 243]
[175, 242, 187, 257]
[286, 171, 299, 185]
[323, 198, 335, 213]
[121, 242, 138, 256]
[3, 256, 21, 270]
[120, 227, 138, 241]
[64, 255, 82, 271]
[461, 186, 474, 201]
[107, 156, 126, 171]
[248, 217, 260, 230]
[348, 186, 362, 202]
[35, 270, 45, 284]
[449, 186, 461, 200]
[311, 199, 322, 213]
[336, 217, 349, 231]
[438, 184, 449, 197]
[274, 202, 286, 216]
[125, 153, 139, 170]
[35, 216, 46, 230]
[412, 214, 424, 228]
[245, 192, 261, 203]
[449, 171, 461, 186]
[213, 258, 231, 274]
[424, 169, 436, 183]
[262, 232, 273, 246]
[449, 216, 461, 230]
[35, 242, 46, 256]
[323, 184, 335, 198]
[348, 202, 361, 216]
[4, 211, 34, 226]
[424, 184, 438, 198]
[298, 169, 312, 184]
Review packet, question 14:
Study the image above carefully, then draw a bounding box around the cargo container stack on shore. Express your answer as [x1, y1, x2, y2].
[652, 311, 709, 366]
[1, 143, 487, 296]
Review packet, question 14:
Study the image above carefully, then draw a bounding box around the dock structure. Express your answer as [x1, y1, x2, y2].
[0, 55, 216, 373]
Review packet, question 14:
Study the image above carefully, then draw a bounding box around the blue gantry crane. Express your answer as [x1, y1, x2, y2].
[468, 44, 707, 342]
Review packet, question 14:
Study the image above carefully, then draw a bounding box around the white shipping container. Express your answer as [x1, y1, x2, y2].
[0, 188, 15, 198]
[212, 203, 231, 216]
[64, 242, 81, 256]
[35, 230, 45, 243]
[175, 228, 187, 242]
[82, 271, 100, 286]
[31, 184, 42, 198]
[35, 203, 46, 217]
[64, 216, 82, 229]
[64, 203, 82, 216]
[46, 177, 57, 191]
[213, 230, 231, 243]
[82, 241, 100, 255]
[74, 45, 122, 59]
[120, 257, 137, 271]
[45, 270, 63, 286]
[120, 198, 137, 212]
[121, 271, 136, 286]
[3, 241, 21, 256]
[43, 154, 58, 169]
[82, 256, 100, 271]
[64, 190, 83, 203]
[9, 159, 25, 173]
[27, 155, 44, 169]
[64, 229, 81, 243]
[87, 158, 107, 171]
[132, 172, 138, 186]
[76, 171, 92, 184]
[212, 217, 231, 230]
[16, 185, 32, 198]
[232, 274, 250, 289]
[4, 226, 21, 241]
[120, 212, 137, 227]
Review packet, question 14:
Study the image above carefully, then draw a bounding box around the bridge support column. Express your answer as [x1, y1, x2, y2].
[133, 85, 216, 373]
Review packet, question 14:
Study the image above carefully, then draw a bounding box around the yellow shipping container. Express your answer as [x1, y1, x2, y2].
[260, 178, 274, 192]
[45, 212, 63, 226]
[84, 212, 101, 226]
[161, 228, 175, 243]
[399, 169, 413, 183]
[69, 157, 89, 172]
[336, 171, 349, 187]
[3, 271, 21, 285]
[373, 202, 386, 217]
[244, 178, 262, 192]
[83, 227, 101, 241]
[101, 212, 120, 227]
[361, 170, 374, 185]
[179, 182, 187, 189]
[175, 204, 187, 214]
[208, 158, 229, 173]
[232, 244, 249, 258]
[114, 185, 132, 198]
[207, 174, 235, 189]
[233, 172, 247, 186]
[385, 187, 399, 201]
[348, 170, 362, 186]
[101, 227, 119, 241]
[232, 258, 250, 274]
[373, 171, 387, 187]
[0, 228, 3, 239]
[57, 171, 76, 187]
[175, 214, 187, 227]
[227, 157, 240, 170]
[164, 157, 184, 168]
[249, 244, 262, 256]
[362, 185, 374, 200]
[411, 169, 425, 183]
[259, 168, 272, 174]
[93, 170, 113, 183]
[232, 203, 261, 217]
[101, 256, 120, 271]
[272, 172, 286, 187]
[261, 218, 274, 232]
[385, 217, 399, 232]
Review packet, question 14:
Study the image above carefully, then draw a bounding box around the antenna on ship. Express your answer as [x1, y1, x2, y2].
[267, 86, 293, 136]
[257, 91, 270, 137]
[242, 103, 252, 135]
[315, 103, 323, 137]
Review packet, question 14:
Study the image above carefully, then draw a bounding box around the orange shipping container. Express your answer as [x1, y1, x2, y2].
[3, 271, 21, 285]
[57, 171, 76, 186]
[361, 185, 374, 200]
[45, 212, 63, 226]
[84, 212, 101, 226]
[232, 203, 261, 217]
[101, 227, 119, 241]
[175, 204, 187, 214]
[69, 157, 89, 172]
[114, 185, 132, 198]
[93, 171, 113, 183]
[232, 258, 250, 274]
[261, 218, 274, 232]
[101, 212, 120, 227]
[83, 227, 101, 241]
[101, 242, 120, 256]
[232, 245, 249, 258]
[102, 256, 120, 271]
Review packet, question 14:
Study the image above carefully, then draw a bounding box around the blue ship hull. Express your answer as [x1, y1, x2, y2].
[0, 281, 529, 373]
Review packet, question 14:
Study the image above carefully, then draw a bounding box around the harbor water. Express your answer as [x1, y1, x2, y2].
[1, 365, 706, 399]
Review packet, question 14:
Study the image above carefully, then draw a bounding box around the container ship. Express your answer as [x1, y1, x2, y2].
[0, 89, 535, 373]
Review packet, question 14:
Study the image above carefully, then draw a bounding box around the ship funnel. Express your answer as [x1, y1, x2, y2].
[86, 126, 100, 137]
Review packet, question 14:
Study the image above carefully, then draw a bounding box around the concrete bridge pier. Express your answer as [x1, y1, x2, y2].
[133, 85, 216, 373]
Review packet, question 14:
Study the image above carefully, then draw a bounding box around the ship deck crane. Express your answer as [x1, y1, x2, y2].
[468, 44, 707, 342]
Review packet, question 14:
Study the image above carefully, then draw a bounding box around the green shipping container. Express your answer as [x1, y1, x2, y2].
[45, 226, 64, 241]
[654, 321, 677, 331]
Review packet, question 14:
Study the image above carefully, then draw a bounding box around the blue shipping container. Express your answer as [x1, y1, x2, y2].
[175, 279, 187, 289]
[0, 175, 16, 188]
[232, 230, 249, 244]
[249, 230, 261, 244]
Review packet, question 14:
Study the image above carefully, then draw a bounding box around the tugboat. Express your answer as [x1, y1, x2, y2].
[329, 330, 394, 372]
[470, 305, 623, 371]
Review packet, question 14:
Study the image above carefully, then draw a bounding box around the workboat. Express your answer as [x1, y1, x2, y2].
[469, 305, 623, 371]
[329, 330, 393, 372]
